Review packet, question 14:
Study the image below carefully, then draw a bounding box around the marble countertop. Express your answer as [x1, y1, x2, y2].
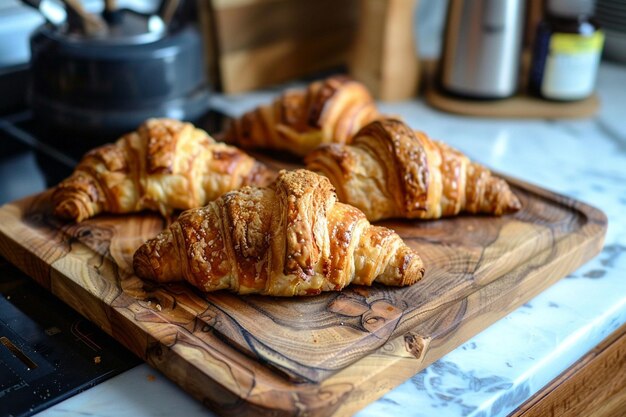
[36, 62, 626, 417]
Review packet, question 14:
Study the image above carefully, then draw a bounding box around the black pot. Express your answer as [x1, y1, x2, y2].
[29, 16, 210, 139]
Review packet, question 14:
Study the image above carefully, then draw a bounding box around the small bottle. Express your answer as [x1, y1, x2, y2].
[529, 0, 604, 101]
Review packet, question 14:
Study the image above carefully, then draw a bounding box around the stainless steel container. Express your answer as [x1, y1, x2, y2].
[440, 0, 525, 99]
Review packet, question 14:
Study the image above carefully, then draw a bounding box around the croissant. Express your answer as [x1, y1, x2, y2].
[223, 76, 381, 157]
[53, 118, 274, 222]
[305, 119, 522, 221]
[133, 169, 424, 296]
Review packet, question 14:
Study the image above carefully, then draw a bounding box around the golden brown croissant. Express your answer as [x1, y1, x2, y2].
[53, 118, 274, 222]
[223, 76, 381, 157]
[133, 169, 424, 296]
[305, 119, 522, 221]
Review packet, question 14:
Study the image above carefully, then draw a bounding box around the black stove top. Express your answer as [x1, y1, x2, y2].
[0, 110, 226, 416]
[0, 258, 139, 417]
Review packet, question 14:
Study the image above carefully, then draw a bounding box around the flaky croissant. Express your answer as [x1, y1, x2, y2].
[223, 76, 381, 157]
[53, 118, 274, 222]
[305, 119, 521, 221]
[133, 169, 424, 296]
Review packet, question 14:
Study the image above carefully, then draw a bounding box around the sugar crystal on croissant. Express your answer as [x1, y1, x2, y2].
[133, 169, 425, 296]
[52, 118, 274, 222]
[305, 119, 521, 221]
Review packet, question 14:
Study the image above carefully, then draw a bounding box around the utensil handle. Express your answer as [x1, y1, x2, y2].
[60, 0, 106, 36]
[105, 0, 117, 13]
[157, 0, 182, 25]
[103, 0, 122, 24]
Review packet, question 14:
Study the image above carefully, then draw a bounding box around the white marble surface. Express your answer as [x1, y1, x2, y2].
[36, 62, 626, 417]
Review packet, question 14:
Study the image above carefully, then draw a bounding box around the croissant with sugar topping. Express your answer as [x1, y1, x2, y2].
[223, 76, 381, 157]
[133, 170, 424, 296]
[52, 118, 274, 222]
[305, 119, 521, 221]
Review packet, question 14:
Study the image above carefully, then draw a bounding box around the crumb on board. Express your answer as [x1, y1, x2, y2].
[147, 374, 156, 382]
[156, 304, 162, 311]
[94, 356, 101, 364]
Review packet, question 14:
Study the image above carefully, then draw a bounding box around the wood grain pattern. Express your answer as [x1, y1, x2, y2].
[511, 322, 626, 417]
[200, 0, 359, 93]
[349, 0, 420, 101]
[0, 170, 606, 416]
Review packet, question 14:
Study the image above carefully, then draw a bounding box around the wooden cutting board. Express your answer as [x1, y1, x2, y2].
[0, 166, 606, 416]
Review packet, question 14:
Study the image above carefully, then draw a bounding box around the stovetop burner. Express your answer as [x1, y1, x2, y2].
[0, 109, 227, 416]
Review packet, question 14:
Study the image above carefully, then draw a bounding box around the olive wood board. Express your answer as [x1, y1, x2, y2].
[0, 173, 606, 417]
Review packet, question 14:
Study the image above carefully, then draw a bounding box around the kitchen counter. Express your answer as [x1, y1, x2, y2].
[35, 62, 626, 417]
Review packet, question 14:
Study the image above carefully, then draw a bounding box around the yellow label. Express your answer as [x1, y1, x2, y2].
[550, 31, 605, 55]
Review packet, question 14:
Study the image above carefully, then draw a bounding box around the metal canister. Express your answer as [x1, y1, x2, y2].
[440, 0, 525, 99]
